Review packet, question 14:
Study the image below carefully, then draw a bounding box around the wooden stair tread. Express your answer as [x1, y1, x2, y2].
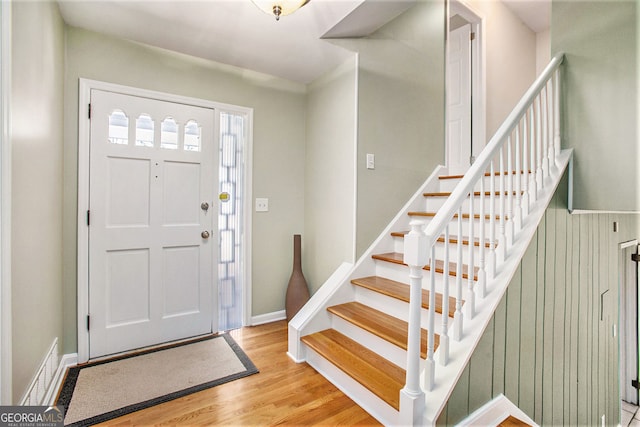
[498, 415, 533, 426]
[327, 302, 438, 358]
[372, 252, 479, 281]
[390, 231, 493, 248]
[301, 329, 405, 410]
[407, 211, 504, 220]
[350, 276, 459, 318]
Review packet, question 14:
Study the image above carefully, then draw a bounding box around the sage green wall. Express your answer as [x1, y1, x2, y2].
[334, 0, 446, 256]
[438, 172, 640, 425]
[552, 0, 638, 211]
[63, 27, 307, 352]
[11, 1, 65, 402]
[304, 57, 357, 292]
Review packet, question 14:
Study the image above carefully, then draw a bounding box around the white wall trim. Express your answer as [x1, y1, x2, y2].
[351, 53, 359, 264]
[44, 353, 77, 406]
[571, 210, 640, 215]
[19, 339, 59, 406]
[457, 394, 538, 426]
[251, 310, 286, 326]
[0, 0, 12, 405]
[77, 78, 254, 363]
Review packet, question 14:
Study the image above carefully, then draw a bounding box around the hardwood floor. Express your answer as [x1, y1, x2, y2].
[97, 321, 381, 426]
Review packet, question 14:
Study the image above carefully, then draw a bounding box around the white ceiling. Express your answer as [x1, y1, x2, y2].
[57, 0, 550, 85]
[502, 0, 550, 33]
[57, 0, 415, 84]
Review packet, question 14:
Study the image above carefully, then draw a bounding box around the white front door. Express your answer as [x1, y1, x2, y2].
[88, 89, 217, 358]
[447, 23, 472, 175]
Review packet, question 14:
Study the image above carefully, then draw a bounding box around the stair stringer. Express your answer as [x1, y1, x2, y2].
[423, 149, 573, 424]
[287, 165, 446, 364]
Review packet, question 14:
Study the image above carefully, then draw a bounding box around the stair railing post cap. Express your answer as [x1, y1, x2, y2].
[404, 220, 428, 266]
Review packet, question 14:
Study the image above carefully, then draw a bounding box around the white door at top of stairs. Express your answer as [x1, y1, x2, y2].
[446, 22, 472, 175]
[88, 89, 217, 358]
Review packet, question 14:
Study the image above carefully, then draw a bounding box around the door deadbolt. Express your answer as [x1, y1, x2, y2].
[201, 230, 210, 239]
[201, 202, 209, 211]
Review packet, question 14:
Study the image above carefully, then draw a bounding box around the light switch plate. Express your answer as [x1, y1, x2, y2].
[366, 153, 375, 170]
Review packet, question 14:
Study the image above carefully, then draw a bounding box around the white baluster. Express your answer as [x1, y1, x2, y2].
[477, 175, 486, 298]
[506, 135, 514, 247]
[400, 220, 427, 420]
[453, 209, 464, 341]
[424, 245, 437, 392]
[541, 85, 549, 181]
[535, 95, 544, 192]
[547, 79, 557, 174]
[487, 161, 496, 279]
[498, 147, 506, 264]
[467, 190, 475, 319]
[521, 112, 530, 217]
[529, 106, 538, 203]
[514, 122, 522, 232]
[553, 69, 561, 163]
[440, 223, 450, 365]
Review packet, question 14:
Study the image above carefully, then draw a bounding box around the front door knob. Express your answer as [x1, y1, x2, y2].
[201, 230, 210, 239]
[201, 202, 209, 211]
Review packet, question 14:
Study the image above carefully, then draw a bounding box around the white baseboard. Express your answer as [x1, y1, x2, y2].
[457, 394, 538, 426]
[44, 353, 77, 406]
[251, 310, 286, 326]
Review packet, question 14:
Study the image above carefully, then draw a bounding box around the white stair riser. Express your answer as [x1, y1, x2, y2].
[354, 286, 447, 336]
[373, 262, 476, 301]
[437, 174, 536, 192]
[425, 194, 525, 214]
[392, 238, 484, 264]
[408, 216, 509, 241]
[331, 315, 409, 369]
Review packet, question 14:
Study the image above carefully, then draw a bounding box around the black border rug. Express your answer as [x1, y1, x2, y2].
[56, 334, 258, 426]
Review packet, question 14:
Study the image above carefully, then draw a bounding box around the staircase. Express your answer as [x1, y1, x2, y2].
[288, 53, 571, 425]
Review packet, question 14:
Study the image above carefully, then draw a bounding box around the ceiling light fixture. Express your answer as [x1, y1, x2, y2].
[251, 0, 310, 21]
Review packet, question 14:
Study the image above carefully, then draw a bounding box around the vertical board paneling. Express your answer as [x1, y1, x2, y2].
[552, 194, 566, 426]
[439, 182, 640, 426]
[519, 238, 538, 416]
[492, 297, 507, 396]
[542, 202, 556, 426]
[468, 319, 496, 412]
[534, 214, 547, 421]
[577, 214, 589, 426]
[504, 264, 522, 404]
[446, 363, 470, 423]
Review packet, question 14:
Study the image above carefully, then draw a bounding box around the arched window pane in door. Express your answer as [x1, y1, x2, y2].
[161, 117, 178, 150]
[135, 114, 154, 147]
[108, 110, 128, 145]
[218, 112, 245, 331]
[184, 120, 201, 152]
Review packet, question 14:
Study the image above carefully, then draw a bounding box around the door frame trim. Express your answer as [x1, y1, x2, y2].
[77, 79, 254, 363]
[619, 238, 639, 405]
[0, 0, 11, 404]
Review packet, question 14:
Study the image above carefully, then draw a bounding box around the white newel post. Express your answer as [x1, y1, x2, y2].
[401, 220, 428, 425]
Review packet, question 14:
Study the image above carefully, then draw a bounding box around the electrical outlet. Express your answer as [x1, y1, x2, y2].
[255, 198, 269, 212]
